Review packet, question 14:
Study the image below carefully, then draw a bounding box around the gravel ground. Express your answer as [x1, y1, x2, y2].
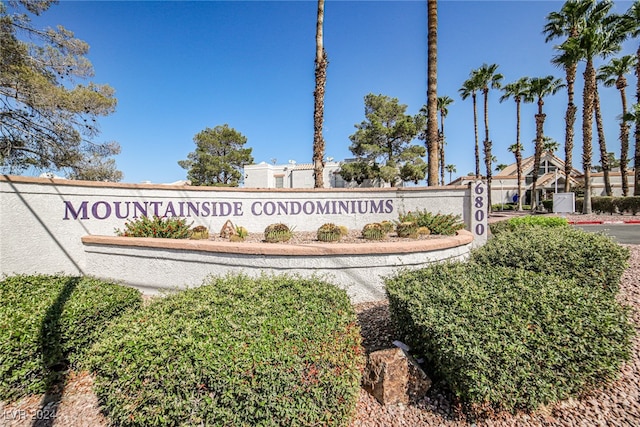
[1, 214, 638, 426]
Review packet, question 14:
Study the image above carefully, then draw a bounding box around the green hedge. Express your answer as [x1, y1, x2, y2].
[88, 275, 364, 427]
[386, 263, 634, 413]
[489, 215, 568, 236]
[0, 275, 141, 401]
[575, 196, 640, 215]
[472, 226, 629, 294]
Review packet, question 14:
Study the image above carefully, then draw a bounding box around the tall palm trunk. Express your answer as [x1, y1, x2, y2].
[583, 60, 596, 213]
[439, 111, 445, 185]
[482, 89, 492, 210]
[564, 63, 578, 192]
[426, 0, 439, 186]
[312, 0, 327, 188]
[593, 87, 612, 196]
[473, 93, 480, 178]
[616, 74, 630, 196]
[515, 100, 523, 211]
[635, 44, 640, 196]
[531, 106, 546, 210]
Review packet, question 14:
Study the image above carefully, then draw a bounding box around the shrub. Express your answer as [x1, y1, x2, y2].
[379, 220, 394, 233]
[88, 275, 364, 427]
[338, 225, 349, 236]
[0, 275, 141, 401]
[386, 263, 634, 413]
[507, 215, 569, 229]
[398, 210, 464, 235]
[395, 221, 418, 238]
[491, 203, 517, 211]
[361, 223, 386, 240]
[417, 226, 431, 235]
[591, 196, 617, 214]
[190, 225, 209, 240]
[230, 225, 249, 242]
[471, 226, 629, 294]
[614, 196, 640, 215]
[264, 223, 294, 243]
[115, 215, 192, 238]
[488, 219, 512, 236]
[317, 223, 342, 242]
[576, 196, 640, 215]
[490, 215, 568, 236]
[541, 199, 553, 211]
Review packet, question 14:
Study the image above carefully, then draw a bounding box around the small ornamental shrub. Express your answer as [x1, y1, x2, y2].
[398, 210, 464, 235]
[417, 226, 431, 235]
[317, 223, 342, 242]
[115, 215, 192, 239]
[379, 220, 394, 233]
[472, 226, 629, 294]
[338, 225, 349, 236]
[0, 275, 141, 401]
[385, 263, 634, 413]
[190, 225, 209, 240]
[395, 221, 418, 238]
[230, 225, 249, 242]
[235, 225, 249, 238]
[361, 223, 386, 240]
[88, 275, 364, 427]
[264, 223, 294, 243]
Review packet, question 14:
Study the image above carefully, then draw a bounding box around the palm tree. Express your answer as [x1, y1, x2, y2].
[559, 0, 623, 213]
[593, 70, 615, 195]
[598, 55, 636, 196]
[624, 103, 640, 194]
[459, 74, 482, 178]
[474, 63, 503, 212]
[545, 0, 606, 193]
[437, 95, 453, 185]
[500, 77, 530, 211]
[445, 164, 456, 183]
[508, 143, 524, 210]
[426, 0, 439, 186]
[543, 136, 561, 154]
[623, 2, 640, 195]
[312, 0, 328, 188]
[525, 76, 564, 210]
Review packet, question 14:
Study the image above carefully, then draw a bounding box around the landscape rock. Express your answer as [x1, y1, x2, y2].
[363, 347, 432, 406]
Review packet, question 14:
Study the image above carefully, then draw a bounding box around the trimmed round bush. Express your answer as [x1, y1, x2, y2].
[0, 275, 142, 401]
[386, 263, 634, 413]
[472, 225, 629, 293]
[88, 275, 364, 427]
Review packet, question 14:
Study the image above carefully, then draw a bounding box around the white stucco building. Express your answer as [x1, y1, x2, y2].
[451, 151, 636, 206]
[243, 160, 392, 189]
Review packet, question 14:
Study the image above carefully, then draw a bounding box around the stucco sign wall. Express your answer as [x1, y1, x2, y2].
[0, 175, 487, 278]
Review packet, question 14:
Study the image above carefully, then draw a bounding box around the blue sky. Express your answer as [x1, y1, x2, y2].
[28, 0, 638, 184]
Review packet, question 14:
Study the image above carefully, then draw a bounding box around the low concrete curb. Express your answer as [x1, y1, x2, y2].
[569, 220, 640, 225]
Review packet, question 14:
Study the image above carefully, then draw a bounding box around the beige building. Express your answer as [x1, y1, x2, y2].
[451, 151, 636, 206]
